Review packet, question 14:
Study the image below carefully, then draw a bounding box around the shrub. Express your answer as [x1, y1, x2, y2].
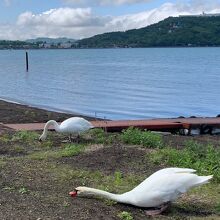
[121, 127, 163, 148]
[150, 141, 220, 182]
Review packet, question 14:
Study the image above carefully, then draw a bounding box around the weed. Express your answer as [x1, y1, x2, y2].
[3, 186, 15, 191]
[104, 199, 117, 206]
[12, 131, 39, 142]
[117, 211, 134, 220]
[63, 201, 70, 207]
[60, 144, 85, 157]
[114, 171, 123, 186]
[150, 141, 220, 182]
[215, 202, 220, 213]
[89, 128, 116, 144]
[121, 127, 163, 148]
[18, 187, 29, 194]
[29, 144, 85, 160]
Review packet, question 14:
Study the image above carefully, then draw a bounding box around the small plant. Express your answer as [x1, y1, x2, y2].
[121, 127, 163, 148]
[89, 128, 117, 144]
[18, 187, 29, 194]
[63, 201, 70, 207]
[104, 199, 117, 206]
[117, 211, 133, 220]
[3, 186, 15, 191]
[150, 141, 220, 182]
[60, 144, 85, 157]
[215, 202, 220, 213]
[89, 128, 108, 144]
[114, 171, 123, 186]
[12, 131, 38, 142]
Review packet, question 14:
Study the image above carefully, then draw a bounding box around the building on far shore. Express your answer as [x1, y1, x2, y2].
[180, 12, 220, 17]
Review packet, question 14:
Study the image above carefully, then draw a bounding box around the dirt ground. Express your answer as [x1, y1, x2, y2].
[0, 100, 219, 220]
[0, 100, 95, 124]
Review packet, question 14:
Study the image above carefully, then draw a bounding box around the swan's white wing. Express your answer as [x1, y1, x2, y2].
[155, 167, 196, 174]
[146, 168, 196, 180]
[60, 117, 93, 132]
[129, 172, 212, 207]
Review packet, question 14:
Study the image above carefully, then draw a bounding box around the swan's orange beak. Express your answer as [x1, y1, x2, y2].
[69, 191, 77, 197]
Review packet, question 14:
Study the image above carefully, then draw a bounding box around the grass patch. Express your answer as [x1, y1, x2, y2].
[18, 187, 29, 194]
[52, 165, 142, 194]
[13, 145, 26, 154]
[89, 128, 117, 144]
[121, 127, 163, 148]
[59, 144, 85, 157]
[0, 133, 11, 143]
[117, 211, 134, 220]
[29, 144, 85, 160]
[150, 141, 220, 182]
[12, 131, 39, 142]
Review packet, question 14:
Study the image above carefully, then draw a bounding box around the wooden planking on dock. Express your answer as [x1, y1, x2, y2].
[92, 119, 184, 132]
[3, 117, 220, 132]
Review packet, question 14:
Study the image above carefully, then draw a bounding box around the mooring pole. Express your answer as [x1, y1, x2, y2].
[26, 51, 29, 72]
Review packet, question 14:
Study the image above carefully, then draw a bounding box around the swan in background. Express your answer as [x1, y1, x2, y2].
[39, 117, 94, 141]
[69, 168, 212, 216]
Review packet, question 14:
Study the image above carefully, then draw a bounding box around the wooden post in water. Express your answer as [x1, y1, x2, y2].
[25, 51, 29, 72]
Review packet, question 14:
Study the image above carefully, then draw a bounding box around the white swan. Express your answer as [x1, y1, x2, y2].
[69, 168, 212, 215]
[39, 117, 94, 141]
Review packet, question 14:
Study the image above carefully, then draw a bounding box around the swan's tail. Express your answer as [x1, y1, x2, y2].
[195, 175, 213, 187]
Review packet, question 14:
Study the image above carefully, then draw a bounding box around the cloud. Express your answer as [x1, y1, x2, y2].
[63, 0, 152, 6]
[1, 0, 220, 40]
[17, 8, 109, 27]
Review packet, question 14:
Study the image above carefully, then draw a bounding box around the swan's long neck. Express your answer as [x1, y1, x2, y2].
[79, 187, 131, 204]
[42, 120, 60, 137]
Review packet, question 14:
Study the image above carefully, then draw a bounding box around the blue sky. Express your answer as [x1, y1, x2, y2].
[0, 0, 220, 40]
[0, 0, 178, 21]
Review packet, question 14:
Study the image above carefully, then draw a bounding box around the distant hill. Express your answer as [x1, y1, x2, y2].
[26, 37, 76, 44]
[0, 40, 35, 49]
[77, 16, 220, 48]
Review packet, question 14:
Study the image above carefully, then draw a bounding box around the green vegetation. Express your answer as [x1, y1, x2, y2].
[3, 16, 220, 49]
[78, 16, 220, 48]
[3, 186, 16, 192]
[0, 37, 76, 49]
[89, 128, 116, 144]
[117, 211, 134, 220]
[150, 140, 220, 182]
[0, 128, 219, 219]
[54, 166, 141, 194]
[29, 144, 85, 160]
[12, 131, 39, 142]
[121, 127, 163, 148]
[18, 187, 29, 194]
[0, 40, 35, 49]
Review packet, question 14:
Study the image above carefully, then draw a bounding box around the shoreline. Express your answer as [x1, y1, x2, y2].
[0, 99, 96, 124]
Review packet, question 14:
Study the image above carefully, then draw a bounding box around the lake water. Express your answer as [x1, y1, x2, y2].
[0, 48, 220, 120]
